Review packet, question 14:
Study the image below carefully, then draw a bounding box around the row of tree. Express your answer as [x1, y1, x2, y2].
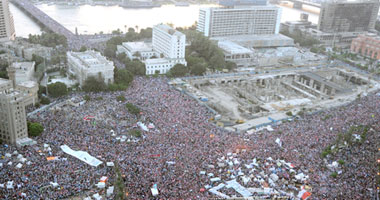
[28, 32, 68, 48]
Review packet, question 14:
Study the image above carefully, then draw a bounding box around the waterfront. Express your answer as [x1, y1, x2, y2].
[10, 3, 319, 37]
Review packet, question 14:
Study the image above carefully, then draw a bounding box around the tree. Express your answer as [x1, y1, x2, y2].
[225, 61, 237, 71]
[125, 103, 140, 115]
[27, 122, 44, 137]
[84, 95, 91, 101]
[169, 64, 188, 77]
[32, 54, 44, 67]
[114, 68, 134, 86]
[124, 59, 146, 76]
[79, 46, 87, 52]
[82, 74, 107, 92]
[189, 62, 206, 76]
[114, 163, 127, 200]
[47, 82, 68, 98]
[40, 96, 50, 105]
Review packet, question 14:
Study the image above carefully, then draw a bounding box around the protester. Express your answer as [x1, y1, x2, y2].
[0, 77, 379, 199]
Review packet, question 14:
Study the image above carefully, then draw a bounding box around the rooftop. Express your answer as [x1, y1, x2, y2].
[11, 62, 35, 72]
[218, 41, 254, 55]
[17, 81, 38, 88]
[0, 78, 11, 85]
[68, 50, 113, 69]
[154, 24, 185, 37]
[219, 0, 267, 7]
[122, 42, 153, 52]
[145, 58, 170, 65]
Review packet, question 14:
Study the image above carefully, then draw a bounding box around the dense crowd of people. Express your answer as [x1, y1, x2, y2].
[0, 77, 379, 199]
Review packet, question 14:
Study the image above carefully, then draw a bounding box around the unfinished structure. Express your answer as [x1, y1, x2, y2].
[182, 68, 376, 131]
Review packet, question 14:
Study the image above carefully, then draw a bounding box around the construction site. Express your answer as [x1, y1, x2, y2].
[179, 67, 380, 132]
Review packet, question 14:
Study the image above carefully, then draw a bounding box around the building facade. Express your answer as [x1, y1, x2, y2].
[218, 40, 255, 67]
[67, 50, 114, 86]
[0, 0, 15, 42]
[318, 0, 379, 33]
[152, 24, 186, 62]
[144, 24, 187, 75]
[351, 34, 380, 60]
[8, 62, 35, 84]
[0, 78, 28, 144]
[117, 42, 157, 61]
[197, 6, 281, 38]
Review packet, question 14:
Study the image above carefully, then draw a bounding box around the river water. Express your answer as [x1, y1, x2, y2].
[9, 2, 319, 37]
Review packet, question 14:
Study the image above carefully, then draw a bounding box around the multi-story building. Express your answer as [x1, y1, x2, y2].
[152, 24, 186, 62]
[318, 0, 379, 33]
[0, 0, 15, 42]
[67, 50, 114, 86]
[117, 42, 157, 61]
[351, 34, 380, 60]
[7, 62, 39, 107]
[8, 62, 35, 84]
[218, 41, 255, 67]
[197, 5, 281, 38]
[143, 24, 186, 75]
[0, 78, 28, 144]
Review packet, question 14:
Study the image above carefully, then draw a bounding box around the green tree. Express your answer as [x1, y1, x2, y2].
[79, 46, 87, 52]
[124, 59, 146, 76]
[47, 82, 68, 98]
[114, 163, 126, 200]
[189, 62, 206, 76]
[125, 103, 140, 115]
[114, 68, 134, 86]
[169, 63, 188, 77]
[82, 75, 107, 92]
[27, 122, 44, 137]
[40, 96, 50, 105]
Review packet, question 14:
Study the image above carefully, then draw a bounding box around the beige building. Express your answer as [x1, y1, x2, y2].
[67, 50, 115, 86]
[0, 0, 15, 42]
[7, 62, 39, 107]
[0, 78, 28, 144]
[8, 62, 35, 84]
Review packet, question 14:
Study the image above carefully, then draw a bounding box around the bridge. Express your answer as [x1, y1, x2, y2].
[10, 0, 87, 50]
[280, 0, 321, 9]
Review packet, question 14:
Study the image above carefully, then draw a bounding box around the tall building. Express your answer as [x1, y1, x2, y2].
[0, 78, 28, 144]
[0, 0, 15, 42]
[318, 0, 379, 33]
[67, 50, 115, 86]
[152, 24, 186, 62]
[197, 5, 281, 37]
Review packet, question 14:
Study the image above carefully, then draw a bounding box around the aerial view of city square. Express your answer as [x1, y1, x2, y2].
[0, 0, 380, 199]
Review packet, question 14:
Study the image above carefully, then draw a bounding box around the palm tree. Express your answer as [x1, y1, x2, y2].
[135, 25, 139, 33]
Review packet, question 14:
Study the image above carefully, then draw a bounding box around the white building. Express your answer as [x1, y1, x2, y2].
[145, 58, 174, 75]
[67, 50, 114, 86]
[197, 6, 281, 38]
[153, 24, 186, 61]
[218, 41, 255, 67]
[9, 62, 35, 84]
[117, 42, 157, 61]
[142, 24, 187, 75]
[116, 24, 187, 75]
[0, 0, 15, 42]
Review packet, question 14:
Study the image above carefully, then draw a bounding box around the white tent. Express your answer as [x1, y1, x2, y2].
[50, 182, 59, 188]
[137, 122, 148, 131]
[107, 186, 114, 197]
[16, 163, 22, 169]
[97, 182, 106, 189]
[6, 181, 13, 189]
[106, 162, 115, 167]
[60, 145, 103, 167]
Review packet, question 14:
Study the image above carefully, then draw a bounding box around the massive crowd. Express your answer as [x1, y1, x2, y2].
[0, 77, 379, 199]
